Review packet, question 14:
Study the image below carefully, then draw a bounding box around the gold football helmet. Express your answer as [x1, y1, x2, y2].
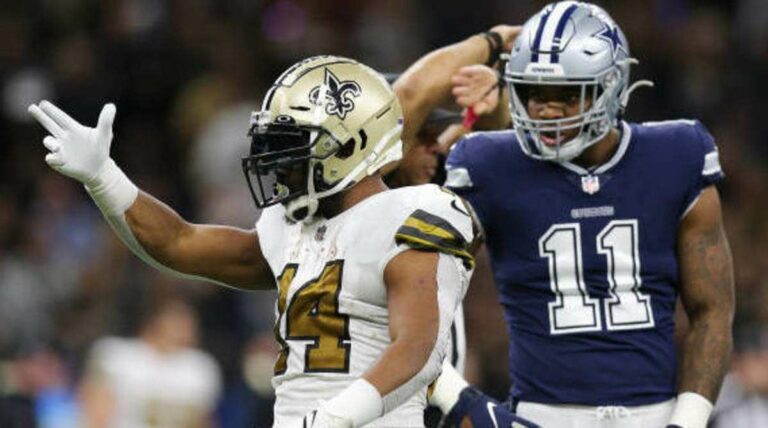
[242, 56, 403, 222]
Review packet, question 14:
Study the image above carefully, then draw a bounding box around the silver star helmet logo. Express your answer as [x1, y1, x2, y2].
[309, 69, 362, 120]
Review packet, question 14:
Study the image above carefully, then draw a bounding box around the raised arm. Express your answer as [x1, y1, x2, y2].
[28, 101, 273, 290]
[669, 185, 734, 427]
[389, 25, 520, 169]
[125, 192, 272, 289]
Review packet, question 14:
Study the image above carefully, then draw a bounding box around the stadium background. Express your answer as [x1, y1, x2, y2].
[1, 0, 767, 426]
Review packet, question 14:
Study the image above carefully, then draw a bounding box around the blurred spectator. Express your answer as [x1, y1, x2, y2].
[186, 102, 259, 228]
[239, 333, 279, 428]
[712, 326, 768, 427]
[79, 296, 221, 428]
[0, 346, 79, 428]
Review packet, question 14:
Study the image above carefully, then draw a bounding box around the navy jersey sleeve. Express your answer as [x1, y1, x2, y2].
[683, 120, 724, 213]
[444, 136, 475, 188]
[443, 135, 491, 230]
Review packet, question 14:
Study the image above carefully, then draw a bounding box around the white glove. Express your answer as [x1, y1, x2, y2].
[28, 100, 116, 187]
[298, 407, 353, 428]
[28, 100, 137, 217]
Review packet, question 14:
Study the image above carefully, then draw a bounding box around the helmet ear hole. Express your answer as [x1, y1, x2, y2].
[335, 138, 356, 159]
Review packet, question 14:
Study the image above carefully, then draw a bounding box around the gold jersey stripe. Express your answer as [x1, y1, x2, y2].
[405, 209, 466, 243]
[395, 209, 474, 269]
[403, 216, 457, 241]
[395, 231, 475, 269]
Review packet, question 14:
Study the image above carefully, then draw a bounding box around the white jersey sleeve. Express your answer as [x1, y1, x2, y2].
[378, 185, 476, 275]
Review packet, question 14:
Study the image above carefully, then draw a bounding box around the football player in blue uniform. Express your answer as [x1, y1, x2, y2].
[429, 2, 735, 427]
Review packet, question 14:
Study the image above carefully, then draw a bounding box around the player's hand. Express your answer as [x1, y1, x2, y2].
[298, 407, 354, 428]
[28, 101, 116, 187]
[462, 400, 541, 428]
[446, 387, 541, 428]
[451, 65, 500, 115]
[489, 24, 522, 52]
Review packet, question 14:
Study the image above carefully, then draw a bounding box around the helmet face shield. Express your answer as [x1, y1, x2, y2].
[241, 113, 341, 209]
[507, 79, 608, 161]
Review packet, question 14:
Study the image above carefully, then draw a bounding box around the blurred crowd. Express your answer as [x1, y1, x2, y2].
[1, 0, 767, 427]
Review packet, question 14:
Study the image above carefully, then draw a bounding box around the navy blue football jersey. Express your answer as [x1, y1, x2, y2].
[445, 120, 723, 406]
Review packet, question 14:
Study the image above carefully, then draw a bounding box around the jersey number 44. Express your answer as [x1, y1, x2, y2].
[274, 261, 351, 374]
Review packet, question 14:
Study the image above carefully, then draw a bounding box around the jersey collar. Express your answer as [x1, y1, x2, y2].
[558, 121, 632, 176]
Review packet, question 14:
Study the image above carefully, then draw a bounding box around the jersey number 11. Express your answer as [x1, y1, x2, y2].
[539, 219, 655, 335]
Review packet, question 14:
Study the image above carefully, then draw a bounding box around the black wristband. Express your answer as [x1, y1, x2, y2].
[482, 31, 504, 66]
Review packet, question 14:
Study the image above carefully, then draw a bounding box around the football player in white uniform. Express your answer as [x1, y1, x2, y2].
[29, 56, 475, 427]
[80, 298, 221, 428]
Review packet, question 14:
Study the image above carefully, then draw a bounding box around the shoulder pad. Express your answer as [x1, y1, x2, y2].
[393, 186, 475, 269]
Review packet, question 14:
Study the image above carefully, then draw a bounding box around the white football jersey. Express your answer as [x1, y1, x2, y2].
[85, 337, 221, 428]
[257, 184, 475, 427]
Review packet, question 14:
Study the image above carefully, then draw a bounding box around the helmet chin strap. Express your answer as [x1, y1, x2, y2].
[284, 161, 320, 223]
[284, 195, 319, 223]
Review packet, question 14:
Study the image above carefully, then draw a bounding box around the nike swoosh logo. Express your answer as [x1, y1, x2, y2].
[451, 199, 470, 217]
[487, 402, 499, 428]
[303, 410, 317, 428]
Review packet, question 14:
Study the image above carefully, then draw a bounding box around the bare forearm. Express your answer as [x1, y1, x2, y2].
[122, 191, 268, 288]
[124, 191, 190, 266]
[394, 35, 490, 143]
[80, 381, 114, 428]
[678, 190, 735, 401]
[373, 250, 440, 397]
[679, 312, 732, 401]
[364, 334, 436, 395]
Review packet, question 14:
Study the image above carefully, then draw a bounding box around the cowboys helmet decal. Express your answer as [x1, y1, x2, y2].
[308, 68, 362, 119]
[593, 21, 627, 60]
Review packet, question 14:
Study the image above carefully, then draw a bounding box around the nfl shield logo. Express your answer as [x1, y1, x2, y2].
[581, 175, 600, 194]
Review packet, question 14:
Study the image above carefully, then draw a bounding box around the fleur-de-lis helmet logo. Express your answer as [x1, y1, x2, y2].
[308, 69, 362, 120]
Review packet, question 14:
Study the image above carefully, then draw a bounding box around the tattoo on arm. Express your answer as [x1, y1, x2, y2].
[678, 220, 735, 401]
